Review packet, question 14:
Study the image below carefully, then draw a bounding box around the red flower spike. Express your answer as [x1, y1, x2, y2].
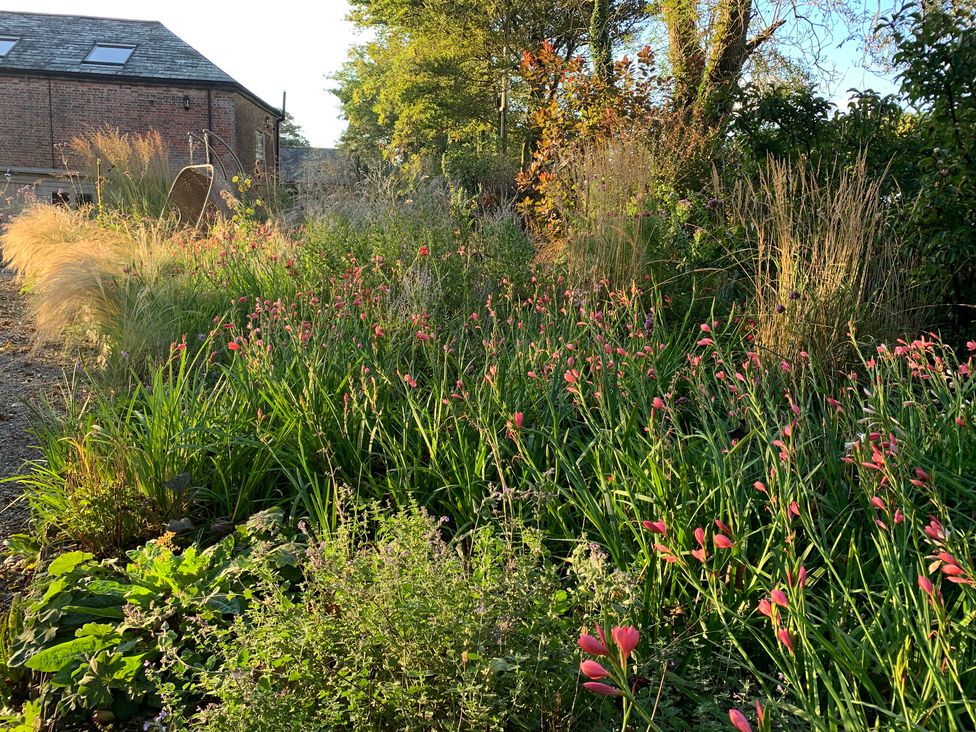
[729, 708, 753, 732]
[694, 527, 706, 546]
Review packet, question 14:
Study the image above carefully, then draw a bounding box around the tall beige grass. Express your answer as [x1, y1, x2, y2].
[733, 156, 916, 361]
[1, 204, 156, 344]
[553, 117, 716, 286]
[69, 127, 173, 217]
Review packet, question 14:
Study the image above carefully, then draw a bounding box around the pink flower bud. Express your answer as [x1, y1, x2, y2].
[729, 708, 753, 732]
[771, 589, 789, 608]
[918, 575, 934, 595]
[694, 527, 706, 546]
[714, 534, 734, 549]
[578, 632, 609, 657]
[580, 659, 610, 680]
[583, 681, 621, 696]
[777, 628, 794, 653]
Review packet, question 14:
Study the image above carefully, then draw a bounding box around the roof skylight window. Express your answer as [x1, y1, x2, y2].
[0, 37, 18, 57]
[83, 43, 135, 65]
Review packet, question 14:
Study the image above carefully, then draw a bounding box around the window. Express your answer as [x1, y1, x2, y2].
[0, 37, 18, 57]
[83, 43, 135, 66]
[255, 130, 266, 164]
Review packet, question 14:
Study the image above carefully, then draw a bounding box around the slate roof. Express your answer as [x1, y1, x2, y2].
[0, 11, 277, 113]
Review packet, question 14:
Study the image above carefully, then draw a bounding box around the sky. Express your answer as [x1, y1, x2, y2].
[3, 1, 898, 147]
[2, 0, 357, 147]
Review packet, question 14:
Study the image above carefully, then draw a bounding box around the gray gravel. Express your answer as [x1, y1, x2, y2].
[0, 268, 66, 603]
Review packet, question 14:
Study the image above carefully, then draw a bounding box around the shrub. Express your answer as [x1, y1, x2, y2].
[173, 508, 590, 731]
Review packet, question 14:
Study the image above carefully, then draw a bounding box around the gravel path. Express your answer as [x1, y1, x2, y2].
[0, 268, 66, 603]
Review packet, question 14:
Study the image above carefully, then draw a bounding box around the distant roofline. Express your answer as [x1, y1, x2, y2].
[0, 66, 281, 118]
[0, 10, 281, 118]
[1, 9, 165, 26]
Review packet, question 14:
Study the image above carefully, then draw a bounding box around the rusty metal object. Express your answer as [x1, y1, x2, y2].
[166, 164, 214, 229]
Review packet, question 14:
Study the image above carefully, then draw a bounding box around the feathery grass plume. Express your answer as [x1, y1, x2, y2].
[733, 155, 918, 361]
[69, 126, 173, 217]
[0, 204, 174, 348]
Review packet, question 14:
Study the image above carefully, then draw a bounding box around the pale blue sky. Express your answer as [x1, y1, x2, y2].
[2, 1, 899, 147]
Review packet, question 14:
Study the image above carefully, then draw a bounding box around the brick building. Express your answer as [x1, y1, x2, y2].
[0, 10, 280, 219]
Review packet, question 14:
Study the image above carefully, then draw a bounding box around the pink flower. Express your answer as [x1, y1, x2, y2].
[611, 626, 640, 660]
[715, 519, 733, 535]
[757, 598, 773, 617]
[700, 323, 712, 333]
[578, 630, 609, 657]
[756, 700, 765, 724]
[694, 527, 706, 546]
[642, 520, 667, 536]
[918, 575, 934, 596]
[753, 481, 767, 494]
[771, 589, 789, 608]
[513, 412, 524, 429]
[691, 547, 708, 563]
[697, 338, 714, 347]
[580, 659, 611, 680]
[870, 496, 886, 511]
[418, 245, 430, 256]
[788, 501, 801, 521]
[714, 534, 734, 549]
[583, 681, 622, 696]
[777, 628, 794, 653]
[924, 518, 946, 542]
[915, 467, 931, 483]
[227, 341, 240, 351]
[403, 374, 417, 388]
[729, 708, 753, 732]
[652, 396, 666, 410]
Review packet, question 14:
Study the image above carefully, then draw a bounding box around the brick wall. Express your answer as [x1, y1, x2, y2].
[232, 92, 277, 177]
[0, 75, 277, 174]
[0, 76, 56, 169]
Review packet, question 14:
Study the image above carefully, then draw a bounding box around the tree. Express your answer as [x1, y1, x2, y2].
[335, 0, 651, 161]
[279, 112, 309, 148]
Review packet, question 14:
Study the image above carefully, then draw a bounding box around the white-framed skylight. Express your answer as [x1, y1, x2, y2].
[83, 43, 136, 65]
[0, 37, 18, 57]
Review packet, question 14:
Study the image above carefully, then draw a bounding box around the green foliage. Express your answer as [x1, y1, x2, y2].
[0, 510, 302, 727]
[169, 507, 593, 731]
[887, 0, 976, 317]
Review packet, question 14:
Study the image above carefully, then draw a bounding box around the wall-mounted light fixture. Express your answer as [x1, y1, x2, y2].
[182, 95, 191, 110]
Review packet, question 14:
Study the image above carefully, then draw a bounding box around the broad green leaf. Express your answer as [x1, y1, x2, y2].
[47, 551, 94, 577]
